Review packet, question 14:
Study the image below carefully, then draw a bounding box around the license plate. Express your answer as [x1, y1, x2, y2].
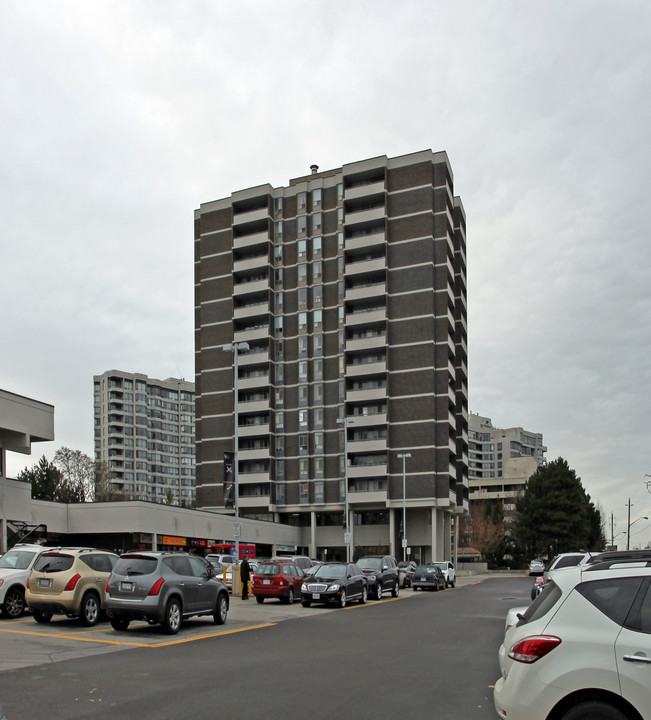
[120, 581, 134, 592]
[263, 579, 270, 585]
[420, 577, 427, 581]
[313, 593, 320, 599]
[37, 577, 52, 588]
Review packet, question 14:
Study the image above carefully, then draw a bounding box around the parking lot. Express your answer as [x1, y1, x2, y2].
[0, 572, 490, 672]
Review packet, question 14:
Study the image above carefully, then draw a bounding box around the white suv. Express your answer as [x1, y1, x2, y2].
[495, 549, 651, 720]
[0, 543, 48, 618]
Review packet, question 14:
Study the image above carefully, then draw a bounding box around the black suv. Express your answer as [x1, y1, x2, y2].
[356, 555, 399, 600]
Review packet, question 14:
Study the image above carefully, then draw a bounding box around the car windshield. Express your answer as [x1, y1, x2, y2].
[114, 556, 158, 576]
[357, 558, 381, 571]
[255, 564, 280, 576]
[0, 550, 36, 570]
[314, 564, 346, 579]
[554, 555, 583, 569]
[33, 553, 74, 573]
[433, 563, 447, 571]
[415, 566, 436, 573]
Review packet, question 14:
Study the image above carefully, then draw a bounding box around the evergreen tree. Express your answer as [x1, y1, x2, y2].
[514, 457, 603, 559]
[17, 455, 64, 501]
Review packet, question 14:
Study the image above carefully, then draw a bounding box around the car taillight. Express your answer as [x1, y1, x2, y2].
[105, 580, 110, 593]
[534, 577, 544, 586]
[148, 577, 165, 596]
[26, 578, 30, 589]
[508, 636, 561, 663]
[64, 574, 81, 591]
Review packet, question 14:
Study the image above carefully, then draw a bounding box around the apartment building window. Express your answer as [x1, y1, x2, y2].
[276, 388, 284, 406]
[275, 317, 283, 334]
[312, 188, 322, 208]
[313, 309, 322, 329]
[300, 479, 309, 498]
[337, 207, 344, 226]
[315, 459, 324, 479]
[339, 380, 345, 401]
[312, 212, 322, 233]
[276, 292, 283, 312]
[298, 263, 307, 284]
[275, 481, 285, 505]
[299, 385, 309, 406]
[313, 285, 322, 305]
[314, 408, 323, 428]
[298, 192, 306, 212]
[275, 221, 283, 240]
[299, 409, 308, 428]
[339, 356, 345, 376]
[298, 239, 307, 258]
[276, 411, 284, 430]
[338, 306, 344, 324]
[298, 336, 308, 357]
[276, 460, 285, 481]
[313, 334, 323, 356]
[313, 236, 322, 257]
[338, 281, 344, 299]
[337, 256, 344, 275]
[298, 287, 307, 307]
[299, 361, 308, 382]
[274, 244, 282, 262]
[314, 480, 324, 502]
[299, 434, 308, 454]
[313, 359, 323, 380]
[275, 364, 283, 384]
[298, 312, 307, 332]
[313, 260, 322, 281]
[276, 339, 283, 360]
[275, 268, 283, 287]
[337, 183, 343, 202]
[338, 330, 344, 351]
[314, 432, 324, 453]
[298, 216, 307, 235]
[314, 383, 323, 403]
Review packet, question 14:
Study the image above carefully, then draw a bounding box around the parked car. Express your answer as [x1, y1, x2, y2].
[528, 559, 545, 575]
[494, 548, 651, 720]
[252, 561, 305, 604]
[504, 606, 528, 634]
[26, 547, 118, 626]
[432, 560, 456, 588]
[271, 555, 313, 572]
[356, 555, 399, 599]
[106, 551, 229, 634]
[531, 551, 599, 600]
[301, 562, 368, 608]
[398, 560, 417, 588]
[0, 543, 49, 619]
[411, 564, 446, 591]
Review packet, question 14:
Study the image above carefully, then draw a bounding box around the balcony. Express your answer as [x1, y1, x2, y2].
[238, 372, 270, 390]
[233, 325, 269, 344]
[345, 281, 386, 303]
[345, 205, 386, 227]
[349, 437, 387, 453]
[238, 447, 270, 461]
[239, 348, 269, 366]
[346, 308, 387, 327]
[344, 180, 385, 200]
[238, 398, 269, 414]
[345, 230, 386, 253]
[348, 488, 387, 505]
[233, 229, 270, 250]
[346, 256, 386, 277]
[233, 254, 270, 274]
[232, 207, 269, 226]
[346, 360, 386, 377]
[346, 334, 386, 353]
[346, 386, 387, 403]
[239, 495, 271, 508]
[348, 462, 388, 478]
[234, 301, 269, 321]
[233, 278, 269, 297]
[238, 422, 270, 437]
[348, 411, 387, 427]
[238, 470, 270, 484]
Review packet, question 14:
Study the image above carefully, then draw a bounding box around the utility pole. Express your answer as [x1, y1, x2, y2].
[626, 498, 632, 551]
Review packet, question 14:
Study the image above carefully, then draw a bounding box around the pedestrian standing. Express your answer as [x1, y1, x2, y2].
[240, 557, 251, 599]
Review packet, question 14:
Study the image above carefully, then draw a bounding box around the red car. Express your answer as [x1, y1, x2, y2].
[251, 561, 305, 604]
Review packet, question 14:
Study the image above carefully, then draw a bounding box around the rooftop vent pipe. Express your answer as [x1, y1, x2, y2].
[310, 164, 319, 174]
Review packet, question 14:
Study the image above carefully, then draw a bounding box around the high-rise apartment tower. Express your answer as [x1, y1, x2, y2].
[194, 150, 468, 561]
[93, 371, 196, 506]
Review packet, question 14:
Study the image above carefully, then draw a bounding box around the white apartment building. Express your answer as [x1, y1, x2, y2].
[468, 412, 547, 519]
[93, 371, 196, 506]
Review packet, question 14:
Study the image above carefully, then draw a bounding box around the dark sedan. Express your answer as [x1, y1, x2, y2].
[412, 564, 445, 591]
[300, 562, 368, 608]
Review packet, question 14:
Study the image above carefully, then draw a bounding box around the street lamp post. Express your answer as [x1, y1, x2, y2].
[627, 515, 649, 551]
[397, 453, 411, 562]
[337, 417, 354, 562]
[223, 341, 249, 590]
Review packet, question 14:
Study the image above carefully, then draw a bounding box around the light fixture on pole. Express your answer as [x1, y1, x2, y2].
[627, 514, 649, 551]
[397, 452, 411, 562]
[223, 341, 249, 590]
[337, 417, 354, 562]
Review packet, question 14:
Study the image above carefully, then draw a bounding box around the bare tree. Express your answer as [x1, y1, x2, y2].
[53, 447, 95, 502]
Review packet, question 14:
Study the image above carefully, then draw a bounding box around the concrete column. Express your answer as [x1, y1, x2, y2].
[389, 507, 396, 557]
[444, 512, 452, 559]
[430, 507, 438, 562]
[310, 511, 316, 558]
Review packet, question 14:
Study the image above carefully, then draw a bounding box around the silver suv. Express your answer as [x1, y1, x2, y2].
[106, 551, 229, 634]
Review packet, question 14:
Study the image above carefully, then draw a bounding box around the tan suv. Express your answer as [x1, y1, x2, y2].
[26, 547, 118, 626]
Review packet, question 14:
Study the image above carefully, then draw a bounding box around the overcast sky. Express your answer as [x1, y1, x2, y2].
[2, 1, 650, 548]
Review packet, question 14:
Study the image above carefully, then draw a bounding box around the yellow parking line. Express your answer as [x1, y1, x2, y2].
[0, 622, 276, 648]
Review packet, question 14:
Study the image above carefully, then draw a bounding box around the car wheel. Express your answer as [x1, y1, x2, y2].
[213, 593, 228, 625]
[2, 587, 26, 618]
[256, 596, 264, 604]
[339, 590, 347, 608]
[301, 600, 311, 608]
[450, 579, 455, 588]
[79, 592, 100, 626]
[162, 597, 182, 634]
[359, 585, 368, 604]
[283, 588, 294, 605]
[391, 581, 399, 598]
[33, 609, 53, 624]
[375, 583, 383, 600]
[110, 616, 130, 631]
[413, 586, 418, 591]
[561, 701, 628, 720]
